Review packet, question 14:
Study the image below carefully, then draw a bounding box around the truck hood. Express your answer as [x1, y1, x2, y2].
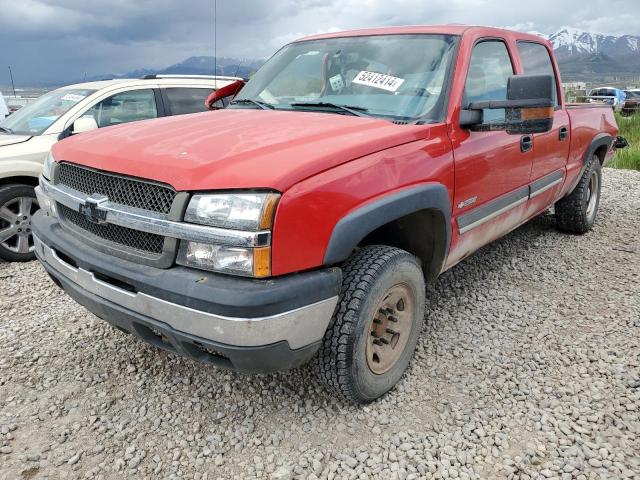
[52, 109, 431, 192]
[0, 134, 32, 147]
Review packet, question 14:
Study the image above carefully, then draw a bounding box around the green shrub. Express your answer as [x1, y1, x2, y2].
[610, 113, 640, 171]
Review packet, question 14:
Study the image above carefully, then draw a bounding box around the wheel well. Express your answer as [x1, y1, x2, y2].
[358, 208, 447, 282]
[594, 145, 608, 164]
[0, 176, 39, 189]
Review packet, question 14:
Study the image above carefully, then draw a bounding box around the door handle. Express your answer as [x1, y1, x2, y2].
[559, 126, 569, 141]
[520, 135, 533, 153]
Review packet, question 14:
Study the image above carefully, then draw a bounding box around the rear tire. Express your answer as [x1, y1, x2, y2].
[315, 245, 426, 404]
[0, 184, 39, 262]
[555, 154, 602, 234]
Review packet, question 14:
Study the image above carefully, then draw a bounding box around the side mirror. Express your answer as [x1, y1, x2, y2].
[460, 74, 555, 134]
[205, 79, 246, 110]
[72, 117, 99, 134]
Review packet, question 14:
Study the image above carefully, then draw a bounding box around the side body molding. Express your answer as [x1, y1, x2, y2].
[323, 184, 451, 279]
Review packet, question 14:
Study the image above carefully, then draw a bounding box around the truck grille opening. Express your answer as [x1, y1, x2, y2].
[57, 163, 176, 214]
[59, 204, 165, 255]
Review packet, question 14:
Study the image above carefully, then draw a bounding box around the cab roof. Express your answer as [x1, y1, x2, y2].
[298, 25, 548, 45]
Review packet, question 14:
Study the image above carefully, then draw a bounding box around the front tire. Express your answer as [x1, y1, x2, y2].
[315, 245, 426, 404]
[0, 184, 39, 262]
[555, 154, 602, 234]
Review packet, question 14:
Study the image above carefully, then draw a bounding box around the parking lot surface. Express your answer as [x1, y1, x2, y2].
[1, 168, 639, 480]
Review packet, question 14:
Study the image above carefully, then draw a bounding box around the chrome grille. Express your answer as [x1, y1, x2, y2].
[57, 163, 176, 214]
[59, 204, 165, 255]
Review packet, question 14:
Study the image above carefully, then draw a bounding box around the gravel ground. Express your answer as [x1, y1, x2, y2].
[1, 167, 639, 480]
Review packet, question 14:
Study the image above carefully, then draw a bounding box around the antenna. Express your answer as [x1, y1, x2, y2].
[234, 58, 245, 78]
[8, 66, 16, 98]
[214, 0, 217, 79]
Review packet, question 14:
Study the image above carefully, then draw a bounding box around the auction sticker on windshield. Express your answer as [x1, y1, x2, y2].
[352, 71, 405, 92]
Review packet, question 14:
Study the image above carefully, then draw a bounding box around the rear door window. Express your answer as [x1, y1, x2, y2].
[162, 88, 215, 115]
[516, 42, 558, 106]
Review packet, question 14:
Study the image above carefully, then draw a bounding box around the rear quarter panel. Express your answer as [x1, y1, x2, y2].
[561, 106, 618, 198]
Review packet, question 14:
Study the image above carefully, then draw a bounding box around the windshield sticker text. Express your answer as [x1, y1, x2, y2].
[352, 71, 405, 92]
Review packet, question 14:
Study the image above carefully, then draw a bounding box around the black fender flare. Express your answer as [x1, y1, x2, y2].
[323, 184, 451, 280]
[566, 133, 612, 194]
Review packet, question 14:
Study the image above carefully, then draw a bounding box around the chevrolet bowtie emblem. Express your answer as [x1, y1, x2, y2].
[79, 194, 109, 224]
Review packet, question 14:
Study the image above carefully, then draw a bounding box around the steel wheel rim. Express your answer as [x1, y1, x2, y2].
[0, 196, 38, 254]
[366, 283, 415, 375]
[586, 171, 599, 220]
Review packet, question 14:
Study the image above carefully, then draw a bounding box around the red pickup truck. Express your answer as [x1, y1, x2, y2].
[33, 26, 622, 403]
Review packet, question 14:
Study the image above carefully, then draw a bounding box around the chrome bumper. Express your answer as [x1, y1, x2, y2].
[34, 234, 338, 349]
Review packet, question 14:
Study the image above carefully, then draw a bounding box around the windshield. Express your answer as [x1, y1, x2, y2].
[625, 91, 640, 98]
[0, 88, 95, 135]
[233, 34, 458, 123]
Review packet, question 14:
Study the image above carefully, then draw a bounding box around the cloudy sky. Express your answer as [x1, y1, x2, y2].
[2, 0, 640, 85]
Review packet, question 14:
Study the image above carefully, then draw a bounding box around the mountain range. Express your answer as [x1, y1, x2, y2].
[85, 56, 264, 83]
[86, 28, 640, 86]
[536, 27, 640, 82]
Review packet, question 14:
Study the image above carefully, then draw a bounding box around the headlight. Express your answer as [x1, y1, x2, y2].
[179, 192, 279, 277]
[42, 151, 56, 180]
[177, 242, 271, 278]
[184, 193, 279, 231]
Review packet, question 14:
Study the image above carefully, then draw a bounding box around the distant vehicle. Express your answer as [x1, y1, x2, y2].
[622, 89, 640, 115]
[587, 87, 626, 112]
[0, 75, 241, 261]
[0, 93, 8, 120]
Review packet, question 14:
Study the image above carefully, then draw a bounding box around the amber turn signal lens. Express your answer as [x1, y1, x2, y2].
[253, 247, 271, 278]
[259, 194, 280, 230]
[521, 107, 554, 120]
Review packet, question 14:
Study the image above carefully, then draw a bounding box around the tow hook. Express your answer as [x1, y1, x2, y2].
[613, 136, 629, 149]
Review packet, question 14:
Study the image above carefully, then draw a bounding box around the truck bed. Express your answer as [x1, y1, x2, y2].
[565, 103, 616, 109]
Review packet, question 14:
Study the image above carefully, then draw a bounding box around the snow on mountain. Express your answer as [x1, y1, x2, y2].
[526, 31, 548, 40]
[548, 27, 640, 59]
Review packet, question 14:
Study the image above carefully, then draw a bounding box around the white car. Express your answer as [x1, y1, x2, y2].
[0, 75, 240, 261]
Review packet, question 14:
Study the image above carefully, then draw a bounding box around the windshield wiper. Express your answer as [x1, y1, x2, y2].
[0, 126, 14, 134]
[289, 102, 371, 118]
[230, 99, 275, 110]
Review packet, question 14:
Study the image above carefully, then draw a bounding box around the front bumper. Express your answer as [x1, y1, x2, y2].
[32, 212, 341, 373]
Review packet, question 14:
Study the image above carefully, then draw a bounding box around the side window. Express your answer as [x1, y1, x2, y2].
[84, 89, 158, 128]
[464, 41, 514, 123]
[517, 42, 559, 105]
[163, 88, 213, 115]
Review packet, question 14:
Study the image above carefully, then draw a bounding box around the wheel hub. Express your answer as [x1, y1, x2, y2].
[0, 196, 38, 254]
[366, 284, 414, 375]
